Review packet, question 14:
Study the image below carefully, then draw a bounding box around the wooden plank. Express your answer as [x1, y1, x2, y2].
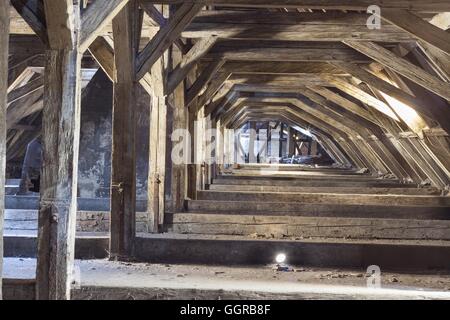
[80, 0, 130, 52]
[166, 36, 217, 95]
[36, 1, 81, 301]
[0, 0, 9, 300]
[344, 41, 450, 102]
[110, 1, 139, 259]
[136, 1, 203, 80]
[381, 9, 450, 56]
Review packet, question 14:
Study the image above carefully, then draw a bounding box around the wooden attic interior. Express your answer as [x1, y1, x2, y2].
[0, 0, 450, 300]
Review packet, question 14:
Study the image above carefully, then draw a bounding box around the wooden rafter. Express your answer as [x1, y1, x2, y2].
[80, 0, 130, 52]
[136, 1, 204, 80]
[344, 41, 450, 102]
[380, 9, 450, 56]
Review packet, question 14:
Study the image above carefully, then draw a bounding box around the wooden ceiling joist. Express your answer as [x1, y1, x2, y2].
[142, 1, 450, 12]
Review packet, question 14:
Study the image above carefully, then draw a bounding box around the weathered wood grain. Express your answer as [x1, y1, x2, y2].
[110, 1, 139, 259]
[80, 0, 130, 52]
[36, 0, 81, 301]
[0, 0, 10, 300]
[136, 2, 203, 80]
[344, 41, 450, 101]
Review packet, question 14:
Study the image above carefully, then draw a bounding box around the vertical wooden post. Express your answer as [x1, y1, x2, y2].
[217, 119, 225, 174]
[288, 127, 296, 156]
[169, 46, 187, 213]
[0, 0, 10, 301]
[196, 107, 206, 190]
[110, 1, 139, 259]
[248, 121, 257, 163]
[187, 109, 197, 199]
[148, 5, 169, 232]
[36, 1, 81, 300]
[279, 123, 284, 158]
[148, 61, 168, 232]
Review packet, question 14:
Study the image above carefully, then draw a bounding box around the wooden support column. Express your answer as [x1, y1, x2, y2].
[288, 127, 296, 156]
[187, 108, 197, 199]
[36, 0, 81, 300]
[0, 0, 10, 301]
[168, 46, 187, 213]
[248, 121, 257, 163]
[148, 62, 168, 231]
[148, 3, 169, 231]
[196, 107, 206, 189]
[110, 1, 139, 260]
[217, 119, 225, 174]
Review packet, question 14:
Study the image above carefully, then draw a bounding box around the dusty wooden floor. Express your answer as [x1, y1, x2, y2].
[3, 258, 450, 300]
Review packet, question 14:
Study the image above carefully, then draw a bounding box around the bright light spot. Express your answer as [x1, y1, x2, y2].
[379, 92, 428, 134]
[297, 128, 312, 137]
[276, 253, 287, 264]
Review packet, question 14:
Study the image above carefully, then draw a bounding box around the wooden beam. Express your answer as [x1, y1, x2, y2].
[168, 46, 187, 212]
[380, 9, 450, 56]
[136, 1, 203, 80]
[229, 74, 332, 87]
[186, 59, 225, 108]
[7, 76, 43, 105]
[43, 0, 77, 49]
[181, 22, 412, 42]
[138, 0, 166, 25]
[307, 86, 380, 127]
[110, 1, 139, 259]
[331, 62, 437, 121]
[418, 40, 450, 82]
[344, 41, 450, 102]
[0, 0, 9, 301]
[87, 37, 115, 81]
[10, 0, 48, 45]
[36, 0, 81, 301]
[80, 0, 130, 52]
[223, 61, 345, 75]
[321, 75, 400, 121]
[206, 45, 371, 63]
[166, 36, 217, 95]
[7, 87, 43, 128]
[8, 60, 34, 92]
[87, 36, 155, 93]
[141, 1, 450, 12]
[194, 71, 231, 112]
[147, 56, 167, 232]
